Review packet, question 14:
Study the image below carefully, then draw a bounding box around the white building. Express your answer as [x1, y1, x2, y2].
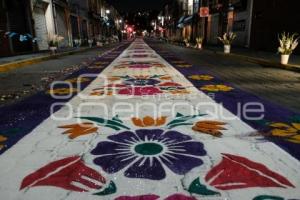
[31, 0, 71, 50]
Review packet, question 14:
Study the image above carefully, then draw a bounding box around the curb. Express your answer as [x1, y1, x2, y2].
[167, 42, 300, 73]
[0, 47, 96, 73]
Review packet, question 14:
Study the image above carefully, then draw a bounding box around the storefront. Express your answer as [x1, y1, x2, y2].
[0, 0, 34, 56]
[53, 0, 70, 47]
[33, 0, 50, 50]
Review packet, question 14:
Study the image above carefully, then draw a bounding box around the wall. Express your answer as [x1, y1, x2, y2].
[231, 0, 253, 47]
[250, 0, 300, 54]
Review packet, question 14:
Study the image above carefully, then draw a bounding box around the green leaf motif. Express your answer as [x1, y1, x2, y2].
[112, 115, 123, 124]
[188, 178, 220, 196]
[168, 123, 194, 129]
[79, 117, 130, 130]
[253, 195, 284, 200]
[176, 112, 184, 118]
[167, 113, 206, 127]
[94, 181, 116, 196]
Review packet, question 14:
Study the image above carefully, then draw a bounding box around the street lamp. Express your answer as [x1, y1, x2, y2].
[106, 9, 110, 14]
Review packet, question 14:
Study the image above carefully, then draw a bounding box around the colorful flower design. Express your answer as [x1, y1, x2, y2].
[132, 116, 167, 127]
[188, 75, 214, 81]
[124, 78, 160, 86]
[91, 129, 206, 180]
[192, 121, 227, 137]
[47, 88, 78, 95]
[0, 135, 7, 150]
[159, 76, 172, 80]
[157, 82, 190, 94]
[168, 89, 190, 95]
[20, 156, 115, 194]
[118, 86, 163, 96]
[204, 154, 294, 190]
[253, 195, 284, 200]
[115, 194, 196, 200]
[115, 195, 159, 200]
[108, 77, 121, 81]
[59, 123, 98, 139]
[269, 122, 300, 143]
[159, 82, 182, 87]
[200, 85, 234, 92]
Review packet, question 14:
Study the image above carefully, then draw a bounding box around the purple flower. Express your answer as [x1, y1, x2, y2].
[91, 129, 206, 180]
[124, 78, 160, 86]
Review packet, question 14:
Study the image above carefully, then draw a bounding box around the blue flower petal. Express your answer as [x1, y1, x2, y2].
[91, 141, 130, 155]
[160, 153, 204, 175]
[135, 129, 164, 141]
[108, 131, 139, 144]
[124, 157, 166, 180]
[168, 141, 207, 156]
[94, 154, 137, 173]
[161, 130, 192, 143]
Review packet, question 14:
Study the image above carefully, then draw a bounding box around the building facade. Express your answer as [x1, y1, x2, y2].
[250, 0, 300, 54]
[69, 0, 89, 46]
[0, 0, 122, 56]
[0, 0, 35, 56]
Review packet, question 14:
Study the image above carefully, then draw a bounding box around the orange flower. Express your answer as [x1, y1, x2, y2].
[160, 76, 172, 80]
[200, 85, 233, 92]
[192, 121, 227, 137]
[0, 135, 7, 150]
[269, 123, 300, 143]
[47, 88, 78, 95]
[59, 123, 98, 139]
[189, 75, 214, 81]
[132, 116, 167, 127]
[108, 77, 121, 81]
[90, 90, 113, 96]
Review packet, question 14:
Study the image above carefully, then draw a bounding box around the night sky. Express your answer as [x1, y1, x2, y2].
[107, 0, 165, 12]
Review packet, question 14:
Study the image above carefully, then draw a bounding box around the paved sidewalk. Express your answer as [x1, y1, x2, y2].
[0, 44, 120, 72]
[0, 47, 87, 65]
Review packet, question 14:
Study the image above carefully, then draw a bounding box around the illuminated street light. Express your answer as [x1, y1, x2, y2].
[106, 9, 110, 14]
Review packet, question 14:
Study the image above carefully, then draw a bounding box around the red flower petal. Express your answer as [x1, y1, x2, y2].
[115, 195, 160, 200]
[106, 84, 127, 88]
[118, 87, 163, 96]
[205, 154, 294, 190]
[159, 82, 182, 87]
[20, 156, 106, 192]
[165, 194, 197, 200]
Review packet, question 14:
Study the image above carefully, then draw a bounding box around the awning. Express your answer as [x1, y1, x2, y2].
[53, 0, 68, 8]
[178, 16, 186, 24]
[177, 16, 186, 28]
[183, 15, 193, 24]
